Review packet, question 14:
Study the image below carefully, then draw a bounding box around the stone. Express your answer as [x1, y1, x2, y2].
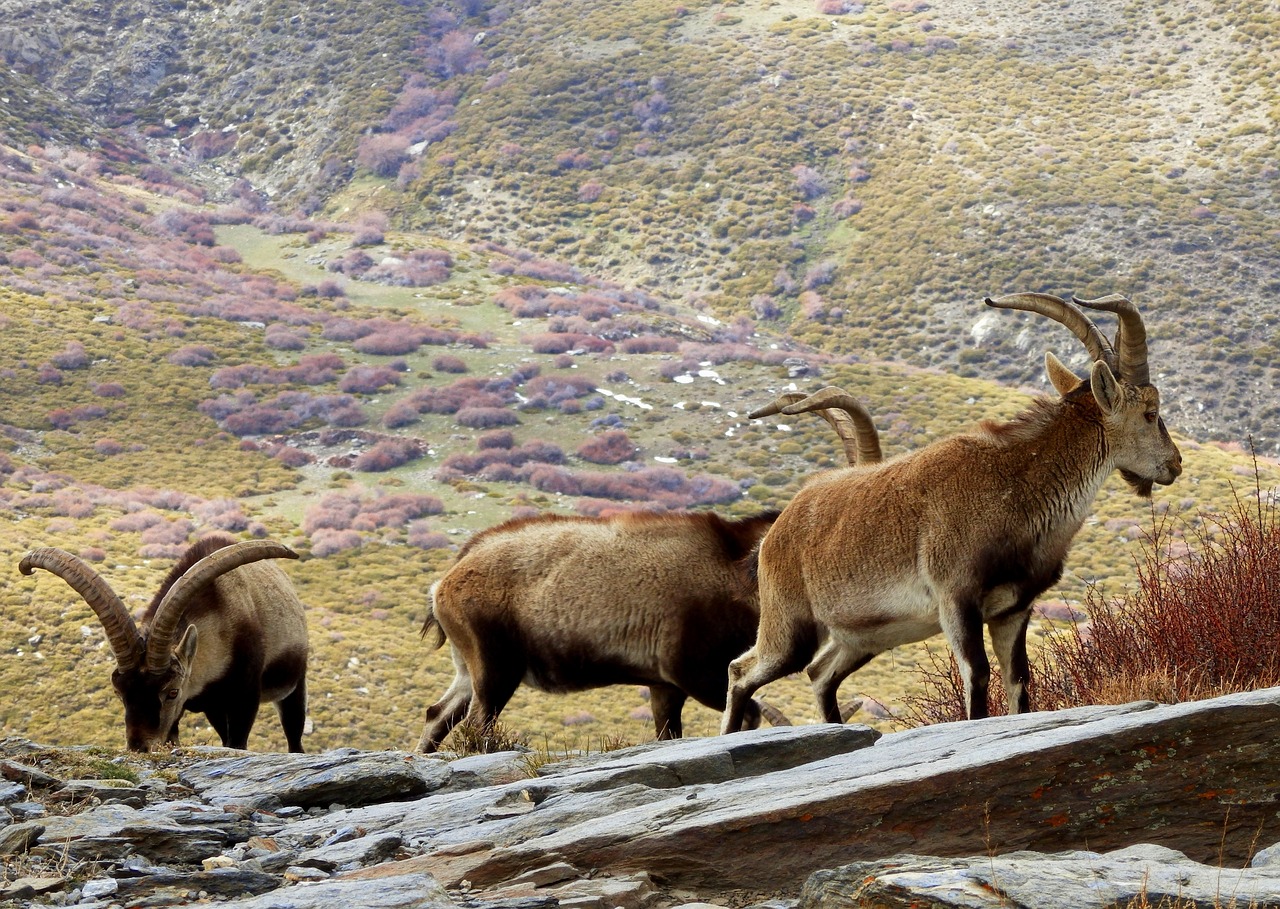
[217, 870, 457, 908]
[0, 820, 43, 854]
[0, 875, 65, 900]
[798, 844, 1280, 909]
[179, 748, 453, 809]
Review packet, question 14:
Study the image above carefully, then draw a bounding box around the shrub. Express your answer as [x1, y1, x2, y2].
[311, 529, 364, 557]
[900, 488, 1280, 726]
[383, 402, 420, 429]
[168, 345, 217, 367]
[270, 445, 314, 467]
[221, 405, 300, 437]
[408, 522, 451, 550]
[353, 438, 424, 472]
[353, 331, 424, 356]
[356, 133, 411, 178]
[51, 341, 90, 369]
[477, 430, 514, 450]
[456, 406, 520, 428]
[265, 325, 308, 351]
[619, 336, 679, 354]
[339, 365, 402, 395]
[577, 430, 637, 465]
[432, 354, 468, 373]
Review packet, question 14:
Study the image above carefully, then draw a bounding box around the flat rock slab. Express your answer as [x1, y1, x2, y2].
[800, 844, 1280, 909]
[218, 869, 458, 908]
[443, 689, 1280, 892]
[180, 748, 454, 809]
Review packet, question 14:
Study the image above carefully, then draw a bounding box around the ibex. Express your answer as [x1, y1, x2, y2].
[416, 391, 880, 752]
[20, 533, 310, 752]
[722, 293, 1182, 732]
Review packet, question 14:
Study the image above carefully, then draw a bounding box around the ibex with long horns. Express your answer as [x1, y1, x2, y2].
[417, 391, 881, 751]
[20, 533, 310, 752]
[722, 294, 1182, 732]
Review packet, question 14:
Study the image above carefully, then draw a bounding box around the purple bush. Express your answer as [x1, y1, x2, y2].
[51, 342, 90, 369]
[168, 345, 217, 367]
[456, 407, 520, 429]
[382, 402, 420, 429]
[339, 365, 402, 395]
[310, 529, 364, 557]
[353, 438, 424, 472]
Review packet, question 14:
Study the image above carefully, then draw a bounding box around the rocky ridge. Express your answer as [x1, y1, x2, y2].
[2, 687, 1279, 908]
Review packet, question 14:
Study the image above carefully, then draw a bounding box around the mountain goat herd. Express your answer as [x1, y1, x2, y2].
[18, 293, 1179, 753]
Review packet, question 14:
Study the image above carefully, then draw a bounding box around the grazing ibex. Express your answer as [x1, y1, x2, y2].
[416, 391, 881, 752]
[722, 293, 1182, 732]
[20, 533, 310, 752]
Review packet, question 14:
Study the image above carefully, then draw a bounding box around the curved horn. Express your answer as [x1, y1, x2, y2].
[985, 293, 1114, 370]
[20, 549, 144, 670]
[146, 540, 298, 672]
[776, 387, 883, 465]
[1073, 294, 1149, 386]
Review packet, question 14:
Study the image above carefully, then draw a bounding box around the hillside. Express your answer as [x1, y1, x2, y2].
[3, 0, 1279, 447]
[0, 0, 1278, 754]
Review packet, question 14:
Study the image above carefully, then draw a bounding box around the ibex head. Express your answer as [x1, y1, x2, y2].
[20, 539, 298, 751]
[986, 292, 1182, 496]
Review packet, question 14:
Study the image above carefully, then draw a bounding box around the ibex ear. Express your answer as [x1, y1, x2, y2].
[1089, 359, 1122, 415]
[175, 625, 198, 670]
[1045, 351, 1083, 396]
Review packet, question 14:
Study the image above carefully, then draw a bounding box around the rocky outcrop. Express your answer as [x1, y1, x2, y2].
[2, 688, 1279, 908]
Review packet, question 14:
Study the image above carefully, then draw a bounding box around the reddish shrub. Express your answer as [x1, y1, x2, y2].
[357, 133, 411, 178]
[477, 430, 514, 450]
[619, 336, 679, 354]
[221, 405, 301, 437]
[526, 333, 613, 355]
[270, 446, 314, 467]
[110, 511, 165, 533]
[94, 438, 125, 456]
[310, 529, 364, 557]
[353, 332, 424, 356]
[432, 355, 468, 374]
[577, 430, 637, 465]
[141, 518, 195, 546]
[339, 365, 402, 395]
[456, 407, 520, 429]
[408, 523, 451, 550]
[353, 438, 424, 472]
[383, 402, 420, 429]
[168, 345, 217, 367]
[265, 325, 308, 351]
[92, 382, 127, 398]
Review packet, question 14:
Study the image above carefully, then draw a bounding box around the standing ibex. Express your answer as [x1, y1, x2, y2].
[722, 293, 1182, 732]
[416, 390, 881, 752]
[20, 533, 310, 752]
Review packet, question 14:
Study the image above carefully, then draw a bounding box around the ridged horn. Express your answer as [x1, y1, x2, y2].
[146, 540, 298, 672]
[776, 387, 883, 465]
[750, 389, 882, 466]
[20, 548, 144, 670]
[985, 293, 1115, 371]
[1073, 294, 1149, 386]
